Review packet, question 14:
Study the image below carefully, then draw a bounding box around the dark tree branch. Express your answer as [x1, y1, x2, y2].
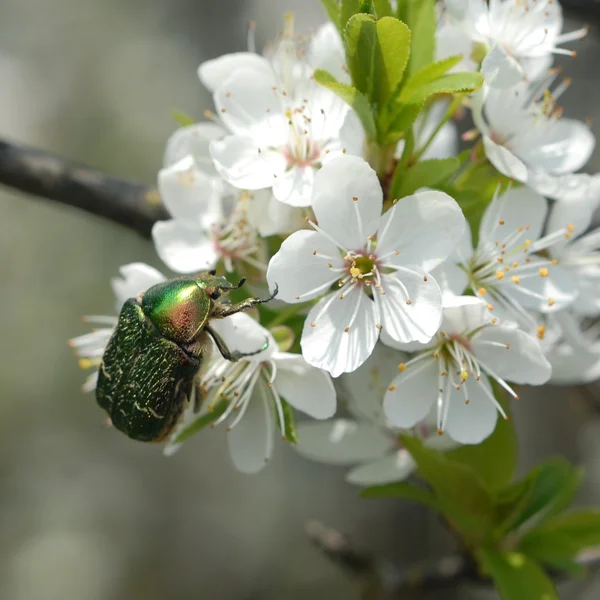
[307, 520, 600, 599]
[0, 138, 168, 237]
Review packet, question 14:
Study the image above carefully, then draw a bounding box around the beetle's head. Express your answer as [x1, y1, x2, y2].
[197, 270, 247, 301]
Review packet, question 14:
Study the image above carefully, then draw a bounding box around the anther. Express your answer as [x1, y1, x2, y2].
[548, 297, 555, 306]
[496, 271, 505, 280]
[310, 322, 316, 328]
[398, 363, 406, 372]
[352, 196, 358, 202]
[376, 324, 382, 329]
[539, 268, 549, 277]
[423, 276, 428, 282]
[344, 326, 350, 332]
[512, 276, 520, 284]
[406, 300, 412, 305]
[388, 384, 397, 391]
[499, 220, 505, 225]
[295, 295, 300, 300]
[478, 287, 486, 296]
[487, 304, 494, 311]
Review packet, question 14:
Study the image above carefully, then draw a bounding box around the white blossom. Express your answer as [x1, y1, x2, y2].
[473, 79, 598, 202]
[546, 200, 600, 317]
[438, 185, 578, 330]
[294, 344, 457, 486]
[69, 263, 166, 392]
[267, 155, 466, 377]
[199, 18, 363, 207]
[546, 312, 600, 385]
[442, 0, 587, 87]
[152, 154, 273, 274]
[383, 296, 551, 444]
[164, 313, 336, 474]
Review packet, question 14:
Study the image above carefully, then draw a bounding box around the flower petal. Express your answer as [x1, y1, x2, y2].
[198, 52, 273, 92]
[266, 229, 343, 303]
[246, 190, 305, 237]
[152, 220, 218, 274]
[210, 312, 274, 361]
[301, 288, 380, 377]
[163, 122, 226, 172]
[377, 191, 466, 271]
[549, 342, 600, 385]
[519, 119, 595, 175]
[379, 269, 443, 344]
[294, 419, 393, 465]
[481, 44, 524, 89]
[214, 69, 286, 143]
[383, 357, 438, 428]
[444, 376, 498, 445]
[308, 23, 348, 83]
[210, 134, 287, 190]
[272, 165, 315, 207]
[311, 155, 382, 251]
[111, 263, 165, 309]
[482, 135, 528, 182]
[479, 186, 547, 248]
[274, 352, 336, 418]
[227, 388, 274, 474]
[504, 259, 577, 313]
[472, 325, 551, 385]
[431, 261, 469, 299]
[529, 170, 600, 203]
[346, 450, 416, 486]
[158, 156, 223, 225]
[340, 342, 407, 426]
[441, 295, 492, 333]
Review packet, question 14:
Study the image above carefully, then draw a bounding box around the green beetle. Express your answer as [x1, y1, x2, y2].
[96, 271, 277, 442]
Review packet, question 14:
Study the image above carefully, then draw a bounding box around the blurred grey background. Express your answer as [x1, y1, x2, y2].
[1, 2, 600, 599]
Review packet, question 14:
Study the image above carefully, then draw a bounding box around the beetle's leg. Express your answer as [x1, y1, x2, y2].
[211, 284, 279, 318]
[205, 324, 268, 362]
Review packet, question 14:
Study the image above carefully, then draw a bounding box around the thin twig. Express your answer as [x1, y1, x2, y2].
[0, 137, 168, 237]
[307, 520, 600, 598]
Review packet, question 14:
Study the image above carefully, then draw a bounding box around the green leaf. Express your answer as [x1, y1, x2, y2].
[341, 0, 361, 31]
[401, 435, 496, 535]
[390, 156, 462, 199]
[173, 400, 228, 444]
[521, 508, 600, 566]
[344, 14, 411, 110]
[359, 0, 375, 14]
[401, 55, 464, 98]
[381, 101, 423, 144]
[443, 188, 486, 247]
[314, 69, 377, 139]
[399, 71, 484, 104]
[360, 481, 441, 510]
[405, 0, 436, 75]
[446, 383, 517, 493]
[479, 548, 558, 600]
[373, 0, 393, 17]
[321, 0, 341, 28]
[497, 458, 582, 535]
[170, 108, 196, 127]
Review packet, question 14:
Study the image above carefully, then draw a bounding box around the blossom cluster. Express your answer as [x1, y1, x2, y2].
[71, 1, 600, 483]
